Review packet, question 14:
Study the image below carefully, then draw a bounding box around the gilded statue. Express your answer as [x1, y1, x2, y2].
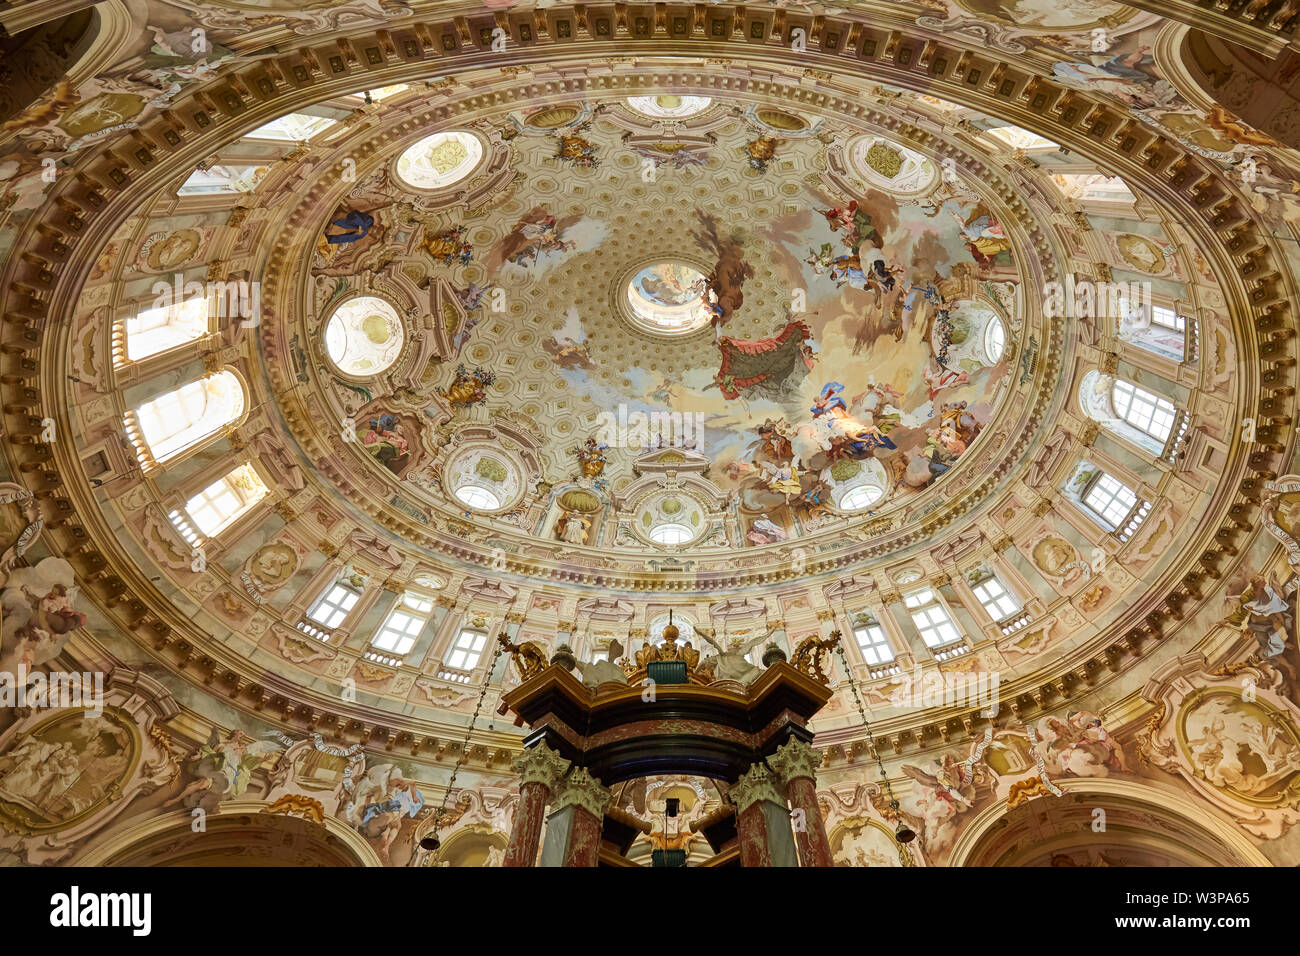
[622, 613, 704, 680]
[498, 633, 548, 682]
[790, 631, 841, 685]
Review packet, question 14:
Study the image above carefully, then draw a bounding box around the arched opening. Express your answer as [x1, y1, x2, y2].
[1181, 30, 1300, 151]
[1077, 369, 1182, 457]
[129, 369, 247, 466]
[76, 807, 381, 867]
[429, 824, 509, 867]
[949, 778, 1271, 867]
[0, 9, 97, 127]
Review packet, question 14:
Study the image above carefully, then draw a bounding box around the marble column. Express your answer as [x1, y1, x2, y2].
[769, 738, 834, 867]
[503, 742, 569, 867]
[730, 764, 798, 867]
[539, 767, 611, 867]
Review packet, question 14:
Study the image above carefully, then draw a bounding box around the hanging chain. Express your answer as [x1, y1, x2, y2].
[834, 642, 915, 867]
[424, 636, 507, 857]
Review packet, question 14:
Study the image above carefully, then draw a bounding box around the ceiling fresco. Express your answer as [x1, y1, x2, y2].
[292, 100, 1021, 552]
[3, 0, 1300, 872]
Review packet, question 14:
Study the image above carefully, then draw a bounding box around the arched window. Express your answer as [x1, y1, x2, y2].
[132, 370, 245, 464]
[443, 627, 488, 680]
[1081, 470, 1138, 531]
[122, 297, 209, 362]
[371, 591, 435, 658]
[903, 588, 962, 650]
[306, 577, 363, 630]
[852, 613, 895, 666]
[1078, 370, 1184, 457]
[968, 569, 1020, 621]
[1110, 379, 1177, 444]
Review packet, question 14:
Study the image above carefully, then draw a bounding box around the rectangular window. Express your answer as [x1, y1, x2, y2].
[1149, 305, 1186, 331]
[124, 297, 208, 361]
[306, 581, 361, 629]
[372, 592, 435, 657]
[970, 575, 1020, 621]
[446, 628, 488, 671]
[1111, 380, 1177, 442]
[853, 618, 895, 666]
[1083, 471, 1139, 530]
[904, 588, 962, 648]
[184, 463, 268, 538]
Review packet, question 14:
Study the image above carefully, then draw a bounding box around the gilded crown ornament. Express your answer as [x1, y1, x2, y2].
[621, 611, 706, 683]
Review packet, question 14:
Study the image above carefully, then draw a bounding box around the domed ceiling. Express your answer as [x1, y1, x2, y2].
[273, 96, 1025, 566]
[3, 0, 1300, 870]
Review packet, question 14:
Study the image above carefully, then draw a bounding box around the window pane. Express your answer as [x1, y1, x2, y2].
[447, 629, 487, 670]
[1083, 472, 1138, 529]
[906, 589, 962, 648]
[972, 577, 1019, 619]
[854, 623, 894, 665]
[135, 371, 245, 462]
[184, 463, 267, 537]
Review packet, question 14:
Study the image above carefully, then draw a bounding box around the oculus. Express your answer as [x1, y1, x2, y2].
[324, 296, 404, 377]
[636, 492, 706, 548]
[444, 446, 524, 514]
[623, 261, 713, 336]
[837, 483, 885, 512]
[626, 95, 712, 119]
[394, 130, 484, 191]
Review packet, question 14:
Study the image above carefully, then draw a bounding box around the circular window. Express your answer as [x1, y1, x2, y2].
[394, 130, 484, 191]
[626, 95, 712, 119]
[984, 315, 1006, 363]
[324, 296, 405, 376]
[623, 261, 713, 336]
[649, 523, 694, 545]
[838, 484, 884, 512]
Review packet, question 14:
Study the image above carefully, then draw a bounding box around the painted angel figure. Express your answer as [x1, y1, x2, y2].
[163, 729, 281, 812]
[695, 625, 779, 684]
[345, 764, 426, 864]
